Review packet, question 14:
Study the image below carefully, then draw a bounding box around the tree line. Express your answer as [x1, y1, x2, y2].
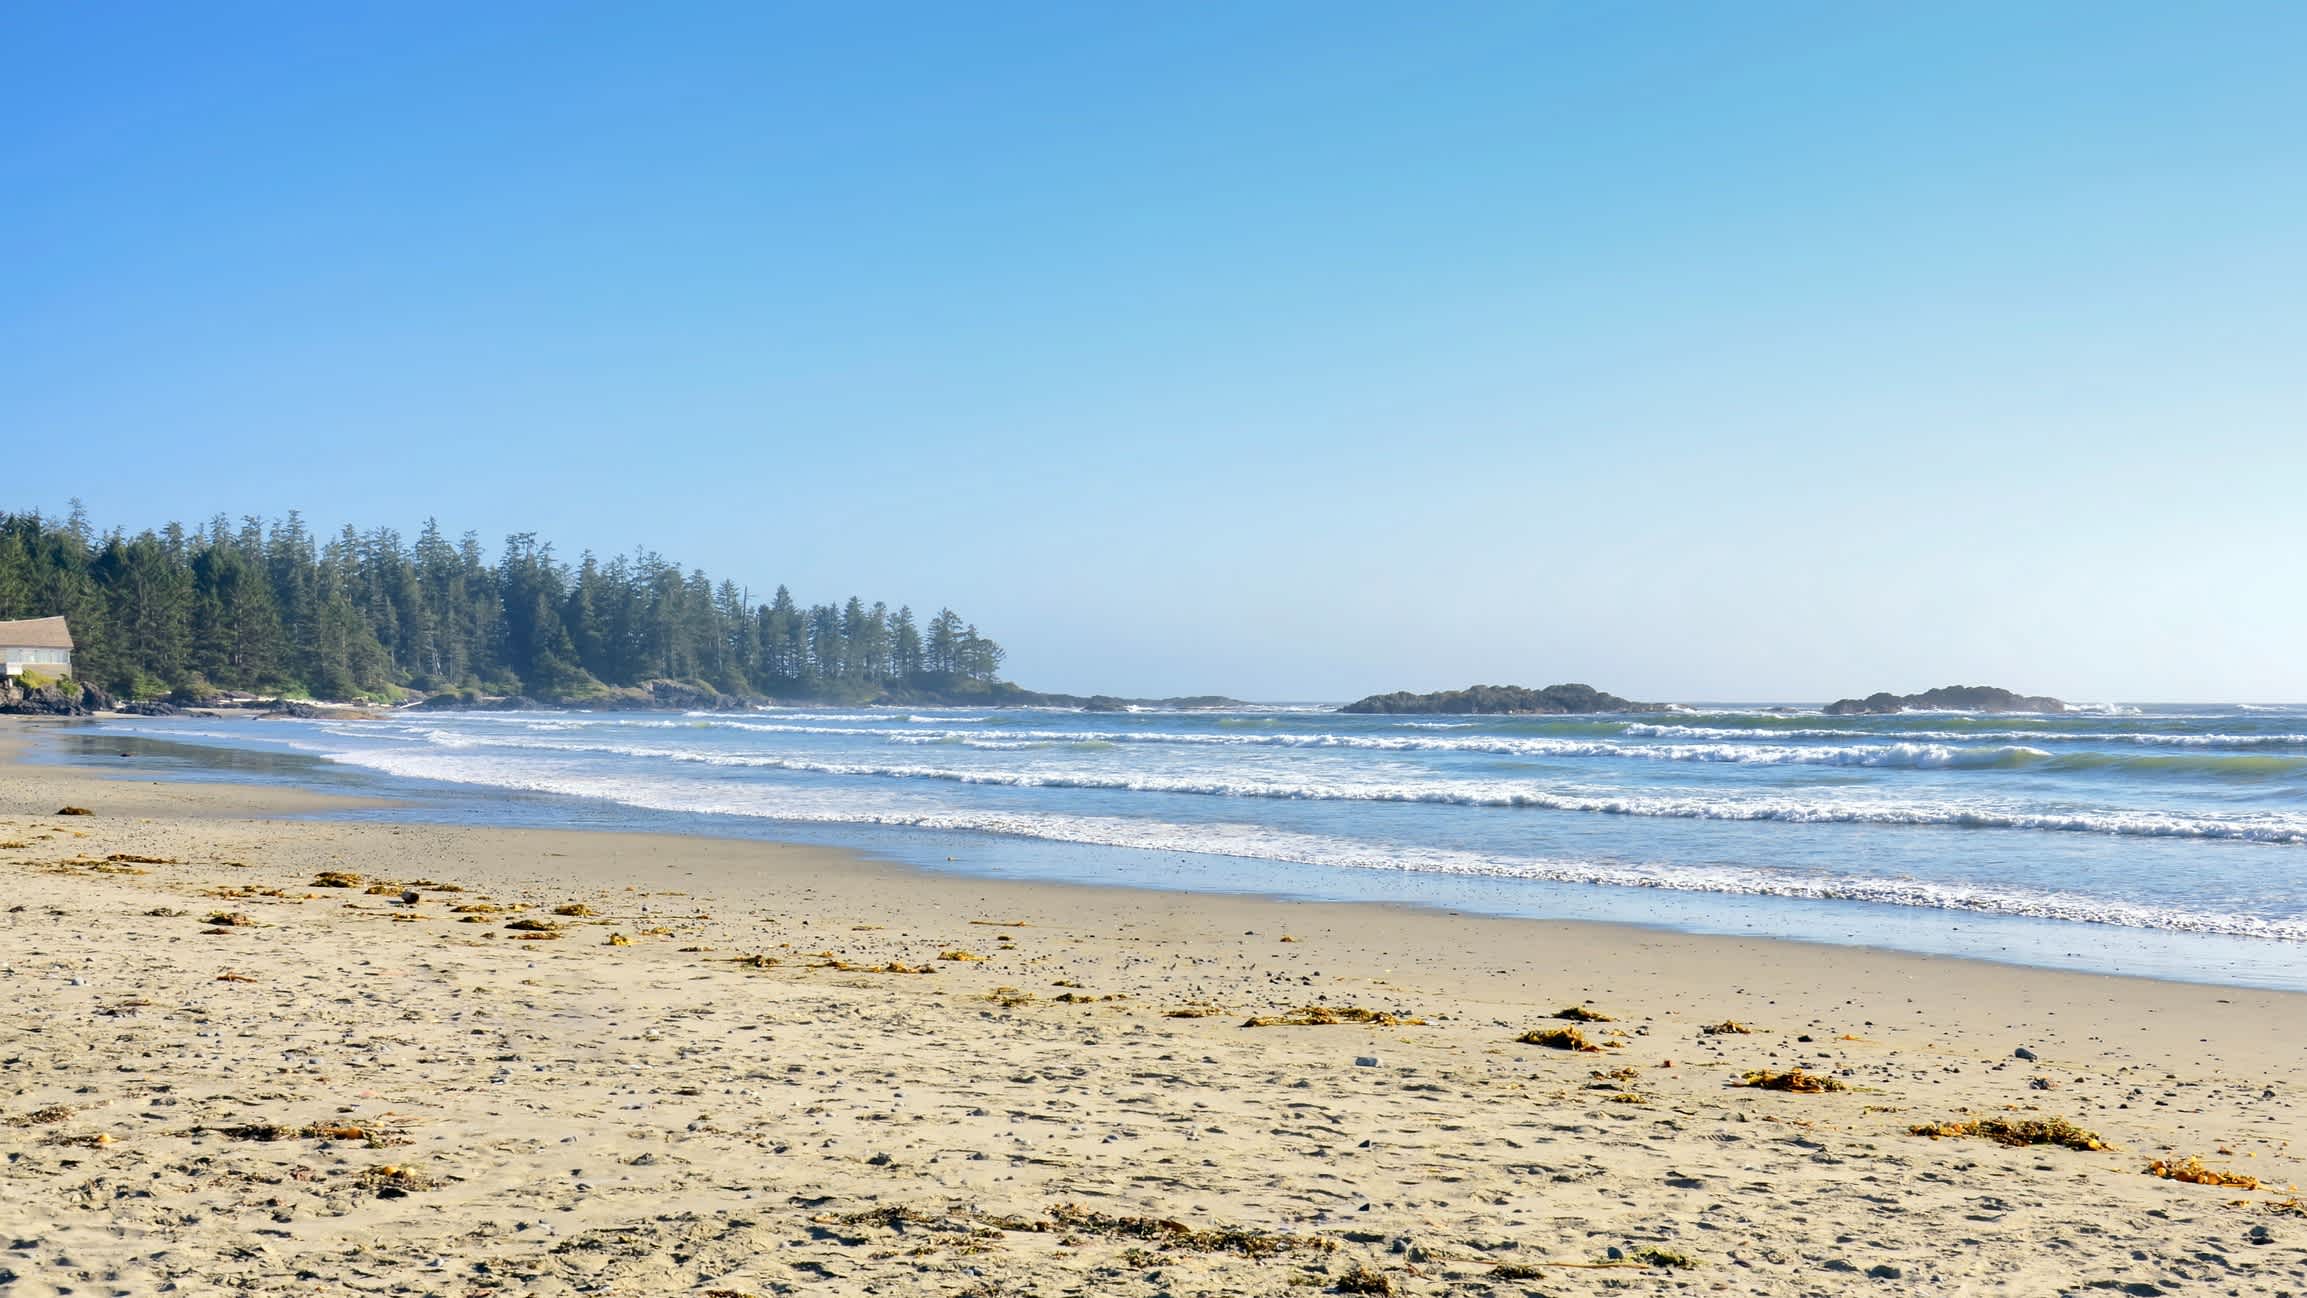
[0, 504, 1007, 704]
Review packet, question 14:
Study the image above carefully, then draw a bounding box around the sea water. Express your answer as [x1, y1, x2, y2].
[60, 702, 2307, 989]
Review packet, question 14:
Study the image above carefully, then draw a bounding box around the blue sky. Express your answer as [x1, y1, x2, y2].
[4, 3, 2302, 701]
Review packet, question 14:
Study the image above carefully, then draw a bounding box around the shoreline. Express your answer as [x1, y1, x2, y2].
[17, 716, 2307, 994]
[5, 723, 2307, 1293]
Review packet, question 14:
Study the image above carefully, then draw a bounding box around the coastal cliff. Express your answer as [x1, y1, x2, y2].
[1822, 685, 2066, 715]
[1338, 683, 1657, 715]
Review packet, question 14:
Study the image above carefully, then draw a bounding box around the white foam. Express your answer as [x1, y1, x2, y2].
[309, 745, 2307, 941]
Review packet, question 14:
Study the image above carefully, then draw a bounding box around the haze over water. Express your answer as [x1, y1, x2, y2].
[81, 701, 2307, 990]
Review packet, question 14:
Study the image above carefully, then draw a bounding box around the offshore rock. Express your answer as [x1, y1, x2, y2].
[1338, 683, 1660, 715]
[1822, 685, 2066, 715]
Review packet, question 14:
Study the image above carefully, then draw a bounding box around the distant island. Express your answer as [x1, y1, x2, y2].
[1822, 684, 2066, 715]
[1339, 683, 1661, 715]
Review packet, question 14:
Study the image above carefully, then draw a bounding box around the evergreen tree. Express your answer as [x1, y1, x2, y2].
[0, 507, 1010, 703]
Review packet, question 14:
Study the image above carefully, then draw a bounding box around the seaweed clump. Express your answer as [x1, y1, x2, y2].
[212, 1120, 407, 1147]
[1554, 1005, 1614, 1022]
[1517, 1026, 1602, 1052]
[1244, 1006, 1425, 1028]
[1737, 1069, 1846, 1093]
[1909, 1116, 2109, 1150]
[1630, 1247, 1699, 1269]
[1038, 1203, 1334, 1258]
[1333, 1263, 1394, 1293]
[816, 958, 933, 974]
[357, 1164, 435, 1197]
[1701, 1021, 1754, 1035]
[311, 871, 363, 888]
[2146, 1156, 2258, 1189]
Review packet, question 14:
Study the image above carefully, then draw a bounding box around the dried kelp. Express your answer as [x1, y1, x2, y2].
[1517, 1026, 1601, 1052]
[1243, 1006, 1425, 1028]
[1909, 1116, 2109, 1150]
[2147, 1156, 2258, 1189]
[1737, 1069, 1846, 1093]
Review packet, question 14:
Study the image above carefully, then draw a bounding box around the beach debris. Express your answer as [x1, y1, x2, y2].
[969, 919, 1030, 927]
[1494, 1250, 1698, 1275]
[1629, 1247, 1700, 1269]
[1518, 1026, 1602, 1052]
[358, 1163, 435, 1197]
[2264, 1197, 2306, 1219]
[1737, 1069, 1846, 1093]
[202, 911, 255, 927]
[4, 1105, 73, 1127]
[1279, 935, 1298, 943]
[55, 807, 93, 816]
[1034, 1203, 1335, 1258]
[938, 949, 987, 962]
[1701, 1021, 1755, 1036]
[43, 1131, 114, 1148]
[1333, 1263, 1394, 1293]
[2147, 1156, 2259, 1189]
[311, 871, 363, 888]
[1909, 1116, 2110, 1150]
[1554, 1004, 1614, 1022]
[1246, 1006, 1426, 1028]
[215, 970, 258, 982]
[1053, 991, 1121, 1003]
[1165, 1004, 1225, 1018]
[605, 932, 631, 946]
[106, 852, 175, 865]
[2014, 1046, 2039, 1061]
[552, 903, 597, 916]
[1355, 1056, 1380, 1068]
[504, 918, 560, 932]
[145, 906, 186, 917]
[722, 953, 781, 968]
[987, 986, 1037, 1007]
[450, 902, 509, 914]
[814, 958, 932, 973]
[210, 1119, 409, 1147]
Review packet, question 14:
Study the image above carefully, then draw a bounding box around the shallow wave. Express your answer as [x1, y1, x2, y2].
[401, 734, 2307, 845]
[310, 746, 2307, 941]
[509, 721, 2302, 777]
[1625, 722, 2307, 749]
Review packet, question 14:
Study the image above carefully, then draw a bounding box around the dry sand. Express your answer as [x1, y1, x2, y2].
[3, 723, 2304, 1296]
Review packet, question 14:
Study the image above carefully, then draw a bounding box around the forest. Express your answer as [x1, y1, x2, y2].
[0, 504, 1009, 706]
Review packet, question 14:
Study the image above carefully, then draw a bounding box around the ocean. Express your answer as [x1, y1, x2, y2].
[58, 701, 2307, 990]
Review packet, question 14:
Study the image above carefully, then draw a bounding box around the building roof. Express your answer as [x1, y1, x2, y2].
[0, 617, 74, 650]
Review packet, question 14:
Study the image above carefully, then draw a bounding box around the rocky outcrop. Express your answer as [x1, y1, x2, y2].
[0, 678, 107, 716]
[1822, 685, 2066, 715]
[1339, 683, 1658, 715]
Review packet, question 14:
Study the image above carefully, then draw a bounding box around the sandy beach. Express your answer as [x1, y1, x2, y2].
[3, 723, 2304, 1296]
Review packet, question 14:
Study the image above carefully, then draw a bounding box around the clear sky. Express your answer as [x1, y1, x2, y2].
[4, 3, 2302, 702]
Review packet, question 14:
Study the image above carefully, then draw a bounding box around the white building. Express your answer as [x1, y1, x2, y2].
[0, 617, 75, 679]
